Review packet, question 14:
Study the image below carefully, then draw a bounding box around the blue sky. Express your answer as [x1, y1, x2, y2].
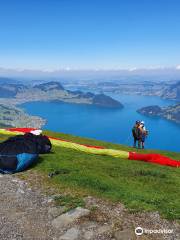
[0, 0, 180, 70]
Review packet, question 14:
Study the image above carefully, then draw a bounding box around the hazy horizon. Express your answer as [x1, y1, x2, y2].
[0, 66, 180, 82]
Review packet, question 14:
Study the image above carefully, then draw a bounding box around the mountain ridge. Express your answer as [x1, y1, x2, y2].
[0, 81, 123, 108]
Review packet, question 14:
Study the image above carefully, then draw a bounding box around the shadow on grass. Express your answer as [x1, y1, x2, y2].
[29, 154, 50, 169]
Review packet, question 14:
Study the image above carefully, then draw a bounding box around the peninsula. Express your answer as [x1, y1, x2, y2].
[0, 81, 123, 128]
[137, 104, 180, 124]
[0, 104, 46, 128]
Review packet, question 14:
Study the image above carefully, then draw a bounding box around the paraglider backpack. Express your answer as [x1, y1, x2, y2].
[0, 153, 38, 174]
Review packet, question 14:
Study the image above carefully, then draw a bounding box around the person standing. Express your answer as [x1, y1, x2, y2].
[132, 120, 140, 148]
[138, 121, 148, 149]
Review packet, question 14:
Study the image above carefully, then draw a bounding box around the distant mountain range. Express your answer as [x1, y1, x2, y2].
[63, 79, 180, 101]
[0, 81, 123, 108]
[0, 83, 28, 98]
[0, 77, 21, 85]
[137, 104, 180, 124]
[161, 81, 180, 101]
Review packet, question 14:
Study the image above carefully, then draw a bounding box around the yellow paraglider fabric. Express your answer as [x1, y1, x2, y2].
[50, 138, 129, 159]
[0, 128, 179, 167]
[0, 129, 18, 135]
[0, 128, 129, 159]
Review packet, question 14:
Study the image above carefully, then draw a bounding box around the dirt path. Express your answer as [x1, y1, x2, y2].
[0, 174, 59, 240]
[0, 173, 179, 240]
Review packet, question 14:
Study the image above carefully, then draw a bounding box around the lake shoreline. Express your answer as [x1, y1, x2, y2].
[21, 94, 180, 152]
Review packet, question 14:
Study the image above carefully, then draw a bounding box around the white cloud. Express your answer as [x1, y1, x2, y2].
[176, 65, 180, 70]
[65, 67, 71, 71]
[128, 67, 137, 72]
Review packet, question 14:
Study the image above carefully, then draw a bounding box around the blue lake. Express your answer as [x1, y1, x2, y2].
[21, 94, 180, 152]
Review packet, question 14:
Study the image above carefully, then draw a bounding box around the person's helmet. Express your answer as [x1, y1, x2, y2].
[136, 120, 140, 124]
[141, 121, 145, 125]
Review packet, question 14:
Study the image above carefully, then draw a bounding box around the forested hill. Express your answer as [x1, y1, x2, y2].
[137, 104, 180, 124]
[0, 81, 123, 108]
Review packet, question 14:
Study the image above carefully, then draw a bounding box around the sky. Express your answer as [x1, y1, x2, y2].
[0, 0, 180, 70]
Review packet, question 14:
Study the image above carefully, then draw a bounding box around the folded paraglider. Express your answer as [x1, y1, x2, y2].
[0, 133, 52, 173]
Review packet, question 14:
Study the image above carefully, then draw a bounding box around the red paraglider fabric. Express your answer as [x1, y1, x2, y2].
[8, 128, 37, 133]
[5, 128, 180, 168]
[129, 152, 180, 168]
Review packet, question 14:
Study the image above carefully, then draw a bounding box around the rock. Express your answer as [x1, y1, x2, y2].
[16, 188, 25, 194]
[45, 197, 54, 204]
[59, 227, 79, 240]
[97, 224, 112, 234]
[113, 229, 136, 240]
[83, 230, 94, 240]
[52, 207, 90, 229]
[48, 206, 66, 219]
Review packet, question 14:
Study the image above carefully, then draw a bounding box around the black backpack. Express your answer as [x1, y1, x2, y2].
[0, 133, 52, 155]
[24, 133, 52, 154]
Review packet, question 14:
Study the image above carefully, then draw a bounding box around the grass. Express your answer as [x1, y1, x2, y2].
[53, 195, 85, 212]
[1, 130, 180, 220]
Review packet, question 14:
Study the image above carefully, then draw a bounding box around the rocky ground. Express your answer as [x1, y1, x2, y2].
[0, 173, 179, 240]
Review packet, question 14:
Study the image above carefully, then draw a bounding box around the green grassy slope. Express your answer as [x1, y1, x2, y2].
[1, 130, 180, 220]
